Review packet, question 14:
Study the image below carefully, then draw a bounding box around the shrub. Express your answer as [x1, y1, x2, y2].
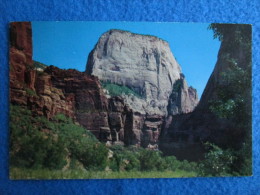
[139, 149, 166, 171]
[109, 145, 140, 171]
[231, 141, 252, 176]
[164, 156, 181, 171]
[198, 142, 236, 176]
[10, 105, 107, 171]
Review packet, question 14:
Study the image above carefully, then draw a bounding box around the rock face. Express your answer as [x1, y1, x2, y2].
[9, 23, 80, 120]
[160, 25, 252, 160]
[167, 74, 198, 115]
[10, 22, 36, 105]
[9, 22, 107, 137]
[9, 23, 165, 147]
[43, 66, 109, 137]
[10, 23, 200, 149]
[29, 72, 75, 119]
[85, 29, 199, 147]
[86, 29, 198, 116]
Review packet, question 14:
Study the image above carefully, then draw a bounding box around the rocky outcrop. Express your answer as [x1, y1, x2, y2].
[86, 29, 197, 116]
[102, 96, 163, 147]
[167, 74, 198, 115]
[84, 29, 199, 147]
[29, 73, 75, 119]
[9, 22, 108, 137]
[9, 23, 80, 120]
[10, 22, 36, 105]
[43, 66, 110, 136]
[142, 115, 164, 147]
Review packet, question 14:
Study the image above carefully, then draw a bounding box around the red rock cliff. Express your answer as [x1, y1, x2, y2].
[9, 22, 168, 148]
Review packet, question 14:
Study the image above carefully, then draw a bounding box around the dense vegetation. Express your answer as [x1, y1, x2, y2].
[10, 103, 242, 178]
[108, 145, 197, 173]
[10, 104, 198, 179]
[101, 81, 143, 98]
[10, 105, 108, 171]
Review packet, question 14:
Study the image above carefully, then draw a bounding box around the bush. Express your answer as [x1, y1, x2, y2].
[109, 145, 140, 171]
[139, 149, 167, 171]
[10, 105, 107, 171]
[232, 141, 252, 176]
[108, 146, 198, 173]
[10, 106, 67, 169]
[198, 142, 236, 176]
[164, 156, 181, 171]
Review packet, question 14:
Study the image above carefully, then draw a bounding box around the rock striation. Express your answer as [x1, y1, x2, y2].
[9, 22, 81, 120]
[85, 29, 199, 147]
[10, 22, 36, 105]
[86, 29, 198, 116]
[9, 23, 164, 147]
[10, 23, 200, 149]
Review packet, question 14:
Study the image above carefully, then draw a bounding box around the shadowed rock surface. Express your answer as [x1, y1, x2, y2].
[160, 25, 252, 160]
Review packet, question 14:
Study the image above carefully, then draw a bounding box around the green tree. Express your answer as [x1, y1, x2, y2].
[199, 142, 236, 176]
[208, 23, 252, 175]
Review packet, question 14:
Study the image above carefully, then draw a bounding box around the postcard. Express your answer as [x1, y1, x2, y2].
[9, 22, 252, 179]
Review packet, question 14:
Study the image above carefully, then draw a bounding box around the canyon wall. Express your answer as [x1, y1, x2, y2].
[86, 29, 198, 116]
[160, 24, 252, 160]
[86, 29, 198, 147]
[10, 23, 201, 149]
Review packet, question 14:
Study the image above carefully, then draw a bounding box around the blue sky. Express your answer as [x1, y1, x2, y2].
[32, 22, 220, 98]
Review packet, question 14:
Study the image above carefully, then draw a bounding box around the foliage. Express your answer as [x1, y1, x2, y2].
[208, 24, 252, 43]
[10, 105, 67, 169]
[231, 140, 252, 176]
[10, 104, 107, 171]
[198, 142, 236, 176]
[109, 145, 140, 171]
[164, 156, 181, 171]
[209, 55, 251, 120]
[109, 145, 198, 173]
[10, 104, 200, 176]
[101, 81, 143, 98]
[139, 149, 167, 171]
[25, 88, 37, 97]
[53, 113, 70, 122]
[208, 23, 252, 175]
